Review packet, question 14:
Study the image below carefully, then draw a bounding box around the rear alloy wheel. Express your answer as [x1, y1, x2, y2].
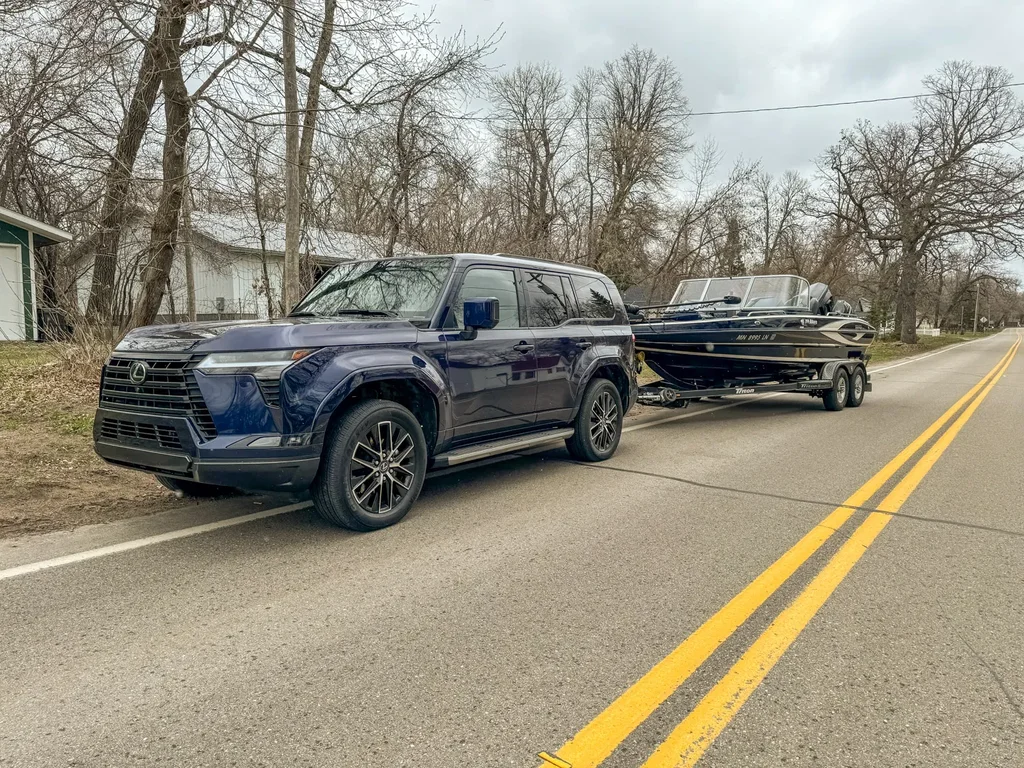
[312, 399, 427, 531]
[846, 366, 866, 408]
[823, 367, 850, 412]
[566, 378, 623, 462]
[156, 476, 235, 498]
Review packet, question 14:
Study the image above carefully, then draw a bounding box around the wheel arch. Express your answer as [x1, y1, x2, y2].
[575, 358, 632, 418]
[314, 368, 443, 454]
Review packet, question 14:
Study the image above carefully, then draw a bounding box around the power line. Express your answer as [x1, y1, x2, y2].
[441, 81, 1024, 122]
[690, 83, 1024, 116]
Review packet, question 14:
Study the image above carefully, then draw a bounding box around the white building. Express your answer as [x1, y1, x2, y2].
[79, 212, 417, 322]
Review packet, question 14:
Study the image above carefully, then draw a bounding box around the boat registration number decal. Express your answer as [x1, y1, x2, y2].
[735, 333, 777, 341]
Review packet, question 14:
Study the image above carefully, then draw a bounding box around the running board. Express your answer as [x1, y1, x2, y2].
[432, 428, 574, 468]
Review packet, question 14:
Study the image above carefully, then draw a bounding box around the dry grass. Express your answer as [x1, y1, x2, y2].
[0, 340, 185, 538]
[866, 331, 995, 365]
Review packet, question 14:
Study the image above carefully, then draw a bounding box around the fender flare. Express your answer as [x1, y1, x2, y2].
[312, 364, 448, 436]
[572, 356, 633, 418]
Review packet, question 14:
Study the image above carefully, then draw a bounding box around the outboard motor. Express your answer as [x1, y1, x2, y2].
[808, 283, 833, 315]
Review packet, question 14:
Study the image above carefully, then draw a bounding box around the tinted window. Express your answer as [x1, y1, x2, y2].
[291, 257, 453, 319]
[453, 268, 520, 329]
[571, 275, 616, 320]
[525, 272, 571, 327]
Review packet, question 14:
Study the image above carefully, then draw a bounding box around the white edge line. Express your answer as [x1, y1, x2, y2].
[0, 502, 311, 582]
[869, 334, 994, 373]
[2, 333, 1005, 582]
[0, 399, 774, 581]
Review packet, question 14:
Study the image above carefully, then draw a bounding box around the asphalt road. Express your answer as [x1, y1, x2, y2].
[1, 330, 1021, 768]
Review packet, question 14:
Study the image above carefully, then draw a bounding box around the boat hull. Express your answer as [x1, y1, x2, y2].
[633, 313, 875, 387]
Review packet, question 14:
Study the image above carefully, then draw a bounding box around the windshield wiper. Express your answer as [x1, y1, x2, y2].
[332, 308, 397, 317]
[289, 308, 397, 318]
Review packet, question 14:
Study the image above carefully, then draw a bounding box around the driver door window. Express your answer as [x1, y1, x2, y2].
[451, 268, 520, 329]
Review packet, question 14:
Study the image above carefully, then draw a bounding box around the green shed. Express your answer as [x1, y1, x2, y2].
[0, 205, 72, 341]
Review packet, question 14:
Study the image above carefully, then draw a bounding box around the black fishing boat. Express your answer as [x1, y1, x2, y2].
[629, 275, 875, 410]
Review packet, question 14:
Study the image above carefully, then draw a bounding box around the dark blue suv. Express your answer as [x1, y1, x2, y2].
[94, 253, 637, 530]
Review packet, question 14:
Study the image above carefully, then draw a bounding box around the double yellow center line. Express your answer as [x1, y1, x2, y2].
[539, 336, 1020, 768]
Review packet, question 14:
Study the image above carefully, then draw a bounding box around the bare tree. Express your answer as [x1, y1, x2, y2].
[751, 170, 810, 273]
[488, 63, 576, 257]
[824, 61, 1024, 342]
[588, 46, 690, 286]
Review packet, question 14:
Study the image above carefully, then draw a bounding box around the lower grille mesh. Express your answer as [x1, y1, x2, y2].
[99, 418, 183, 450]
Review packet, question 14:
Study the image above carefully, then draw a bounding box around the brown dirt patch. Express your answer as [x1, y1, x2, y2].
[0, 342, 188, 538]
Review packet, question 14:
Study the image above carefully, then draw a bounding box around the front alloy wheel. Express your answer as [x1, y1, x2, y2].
[349, 420, 416, 515]
[312, 399, 428, 531]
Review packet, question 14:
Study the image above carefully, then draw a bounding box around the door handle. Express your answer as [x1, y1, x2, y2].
[513, 342, 535, 353]
[575, 339, 593, 349]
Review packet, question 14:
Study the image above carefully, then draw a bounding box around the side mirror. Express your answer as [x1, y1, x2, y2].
[723, 294, 742, 305]
[461, 297, 499, 339]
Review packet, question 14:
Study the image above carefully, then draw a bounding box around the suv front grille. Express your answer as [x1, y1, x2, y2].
[99, 418, 183, 450]
[100, 356, 218, 440]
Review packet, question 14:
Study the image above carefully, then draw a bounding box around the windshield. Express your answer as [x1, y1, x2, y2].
[705, 277, 751, 306]
[670, 277, 751, 307]
[670, 279, 709, 305]
[744, 275, 810, 309]
[290, 257, 453, 320]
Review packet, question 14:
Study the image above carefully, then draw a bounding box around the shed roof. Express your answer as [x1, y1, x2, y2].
[0, 205, 72, 246]
[189, 212, 418, 261]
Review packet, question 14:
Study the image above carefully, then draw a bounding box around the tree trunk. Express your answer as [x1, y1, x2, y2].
[165, 274, 176, 321]
[129, 3, 192, 329]
[281, 0, 301, 311]
[282, 0, 335, 310]
[898, 252, 919, 344]
[81, 14, 164, 331]
[182, 179, 196, 321]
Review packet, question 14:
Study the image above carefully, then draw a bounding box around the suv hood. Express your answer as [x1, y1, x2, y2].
[115, 316, 421, 354]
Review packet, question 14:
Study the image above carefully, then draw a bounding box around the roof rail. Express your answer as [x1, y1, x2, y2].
[490, 252, 600, 273]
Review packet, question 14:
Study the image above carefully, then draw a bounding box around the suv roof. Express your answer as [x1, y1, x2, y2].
[396, 252, 604, 277]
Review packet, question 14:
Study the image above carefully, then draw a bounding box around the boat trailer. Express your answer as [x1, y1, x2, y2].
[637, 359, 871, 411]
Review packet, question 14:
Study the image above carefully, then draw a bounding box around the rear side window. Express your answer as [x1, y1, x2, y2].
[571, 275, 616, 320]
[525, 272, 571, 327]
[452, 267, 520, 329]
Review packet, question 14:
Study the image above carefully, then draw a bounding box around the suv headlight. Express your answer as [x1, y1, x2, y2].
[195, 349, 316, 380]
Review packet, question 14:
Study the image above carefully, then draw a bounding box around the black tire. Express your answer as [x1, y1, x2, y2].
[823, 368, 849, 412]
[846, 366, 867, 408]
[312, 399, 428, 531]
[156, 476, 234, 498]
[565, 378, 623, 462]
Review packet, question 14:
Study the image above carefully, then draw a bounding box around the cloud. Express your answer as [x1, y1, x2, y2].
[422, 0, 1024, 177]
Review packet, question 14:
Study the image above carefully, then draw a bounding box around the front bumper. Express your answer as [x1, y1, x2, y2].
[93, 407, 320, 491]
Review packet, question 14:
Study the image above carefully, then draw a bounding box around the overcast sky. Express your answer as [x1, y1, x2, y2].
[421, 0, 1024, 179]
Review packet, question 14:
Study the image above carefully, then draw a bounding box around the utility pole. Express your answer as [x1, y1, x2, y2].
[973, 282, 980, 334]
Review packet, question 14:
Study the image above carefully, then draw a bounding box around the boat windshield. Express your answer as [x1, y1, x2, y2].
[670, 279, 708, 305]
[670, 277, 750, 307]
[705, 277, 751, 305]
[744, 275, 810, 310]
[669, 274, 810, 310]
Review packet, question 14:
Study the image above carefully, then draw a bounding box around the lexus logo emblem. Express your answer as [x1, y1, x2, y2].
[128, 360, 148, 385]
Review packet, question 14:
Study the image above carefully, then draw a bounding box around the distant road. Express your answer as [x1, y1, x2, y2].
[1, 330, 1021, 768]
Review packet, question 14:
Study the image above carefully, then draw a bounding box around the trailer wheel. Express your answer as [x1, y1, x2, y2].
[823, 368, 849, 412]
[846, 366, 867, 408]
